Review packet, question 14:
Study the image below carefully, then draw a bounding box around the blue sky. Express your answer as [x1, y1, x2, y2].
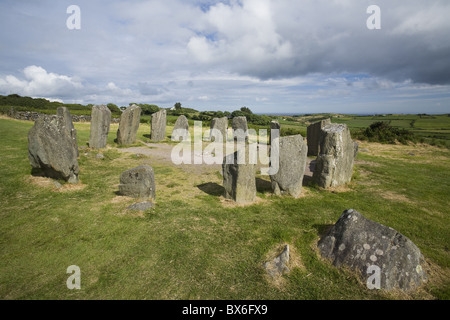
[0, 0, 449, 114]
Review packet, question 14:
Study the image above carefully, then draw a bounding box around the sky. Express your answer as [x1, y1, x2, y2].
[0, 0, 449, 114]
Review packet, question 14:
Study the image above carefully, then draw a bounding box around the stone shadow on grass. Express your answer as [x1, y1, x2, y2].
[256, 177, 272, 193]
[312, 224, 334, 238]
[197, 182, 224, 197]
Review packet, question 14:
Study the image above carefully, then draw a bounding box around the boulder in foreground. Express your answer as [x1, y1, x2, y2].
[318, 209, 427, 291]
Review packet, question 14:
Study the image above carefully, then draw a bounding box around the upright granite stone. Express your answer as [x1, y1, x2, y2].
[270, 134, 308, 198]
[57, 107, 78, 157]
[232, 116, 248, 141]
[307, 119, 331, 156]
[89, 105, 111, 149]
[318, 209, 427, 291]
[222, 150, 256, 203]
[313, 123, 354, 188]
[28, 115, 79, 183]
[119, 165, 155, 200]
[210, 117, 228, 142]
[353, 141, 359, 158]
[270, 120, 281, 144]
[117, 104, 141, 145]
[171, 115, 189, 141]
[151, 109, 166, 141]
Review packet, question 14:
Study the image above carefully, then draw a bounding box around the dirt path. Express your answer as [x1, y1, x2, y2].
[118, 140, 315, 178]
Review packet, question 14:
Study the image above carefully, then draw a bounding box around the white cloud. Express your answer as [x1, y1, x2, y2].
[0, 65, 83, 98]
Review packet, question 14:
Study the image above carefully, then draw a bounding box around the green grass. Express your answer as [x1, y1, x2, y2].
[0, 117, 449, 299]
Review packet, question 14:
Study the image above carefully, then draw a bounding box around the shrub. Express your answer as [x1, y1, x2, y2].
[356, 121, 416, 145]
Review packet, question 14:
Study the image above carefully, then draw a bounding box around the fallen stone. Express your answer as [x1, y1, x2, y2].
[313, 123, 354, 188]
[96, 153, 104, 159]
[307, 119, 331, 156]
[171, 115, 190, 141]
[264, 245, 290, 278]
[127, 201, 154, 211]
[28, 115, 80, 183]
[119, 165, 155, 199]
[117, 104, 141, 145]
[270, 134, 308, 197]
[89, 105, 111, 149]
[151, 109, 167, 141]
[318, 209, 427, 291]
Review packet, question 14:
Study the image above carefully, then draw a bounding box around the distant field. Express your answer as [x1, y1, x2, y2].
[268, 113, 450, 148]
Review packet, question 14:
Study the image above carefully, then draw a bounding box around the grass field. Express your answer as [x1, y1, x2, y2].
[0, 116, 449, 300]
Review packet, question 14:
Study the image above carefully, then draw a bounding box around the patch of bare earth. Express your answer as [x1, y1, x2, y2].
[26, 176, 86, 192]
[377, 190, 413, 204]
[219, 196, 267, 208]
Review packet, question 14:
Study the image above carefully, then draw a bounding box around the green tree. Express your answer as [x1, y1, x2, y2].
[140, 104, 160, 115]
[240, 106, 252, 114]
[107, 103, 121, 114]
[174, 102, 182, 110]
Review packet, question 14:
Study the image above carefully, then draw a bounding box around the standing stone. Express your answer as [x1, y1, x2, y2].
[313, 123, 354, 188]
[307, 119, 331, 156]
[270, 120, 281, 144]
[270, 134, 308, 197]
[222, 150, 256, 203]
[210, 117, 228, 142]
[117, 104, 141, 145]
[89, 105, 111, 149]
[171, 115, 189, 141]
[232, 116, 248, 141]
[353, 140, 359, 158]
[151, 109, 166, 141]
[57, 107, 78, 156]
[119, 165, 155, 200]
[28, 115, 79, 183]
[318, 209, 427, 291]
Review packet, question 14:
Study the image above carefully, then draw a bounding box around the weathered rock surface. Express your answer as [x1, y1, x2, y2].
[151, 109, 167, 141]
[318, 209, 427, 291]
[270, 134, 308, 197]
[264, 245, 290, 278]
[171, 115, 190, 141]
[210, 117, 228, 142]
[57, 107, 78, 156]
[307, 119, 331, 156]
[127, 201, 154, 211]
[89, 105, 111, 149]
[28, 115, 80, 183]
[119, 165, 155, 199]
[312, 123, 354, 188]
[232, 116, 248, 141]
[222, 150, 256, 203]
[117, 104, 141, 145]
